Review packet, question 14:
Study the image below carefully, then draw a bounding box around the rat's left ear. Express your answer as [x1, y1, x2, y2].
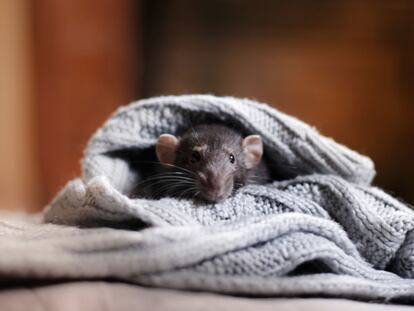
[242, 135, 263, 169]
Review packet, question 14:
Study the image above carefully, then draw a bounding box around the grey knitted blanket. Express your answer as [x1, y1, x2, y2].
[2, 95, 414, 303]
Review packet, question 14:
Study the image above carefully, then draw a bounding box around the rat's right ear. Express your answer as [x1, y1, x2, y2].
[242, 135, 263, 169]
[156, 134, 179, 166]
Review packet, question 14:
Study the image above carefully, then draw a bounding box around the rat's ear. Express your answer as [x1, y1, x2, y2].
[156, 134, 179, 166]
[242, 135, 263, 169]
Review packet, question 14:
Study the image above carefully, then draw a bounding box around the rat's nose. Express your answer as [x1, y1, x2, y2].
[198, 173, 229, 203]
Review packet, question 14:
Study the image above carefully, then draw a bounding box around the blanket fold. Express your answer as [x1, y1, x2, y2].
[1, 95, 414, 303]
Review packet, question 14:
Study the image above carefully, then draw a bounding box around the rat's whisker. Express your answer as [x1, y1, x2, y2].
[192, 190, 201, 199]
[132, 159, 197, 177]
[177, 187, 197, 200]
[142, 175, 194, 182]
[142, 179, 194, 188]
[161, 163, 197, 177]
[150, 184, 180, 197]
[137, 180, 194, 195]
[135, 173, 194, 184]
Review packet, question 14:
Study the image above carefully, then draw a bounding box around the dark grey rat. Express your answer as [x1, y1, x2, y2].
[152, 124, 271, 203]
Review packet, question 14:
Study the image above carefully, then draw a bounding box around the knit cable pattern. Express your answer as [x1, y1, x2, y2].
[1, 95, 414, 303]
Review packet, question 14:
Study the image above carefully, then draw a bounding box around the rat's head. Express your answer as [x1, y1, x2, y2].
[155, 124, 263, 203]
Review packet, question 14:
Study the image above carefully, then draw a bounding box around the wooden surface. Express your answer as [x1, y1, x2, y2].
[0, 0, 39, 211]
[1, 1, 413, 210]
[33, 0, 140, 207]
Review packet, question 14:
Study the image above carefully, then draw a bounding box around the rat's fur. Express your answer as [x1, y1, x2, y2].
[141, 124, 271, 203]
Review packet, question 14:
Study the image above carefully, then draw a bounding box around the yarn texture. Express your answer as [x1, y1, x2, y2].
[1, 95, 414, 302]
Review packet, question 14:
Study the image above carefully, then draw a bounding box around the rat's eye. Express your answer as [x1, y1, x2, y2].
[190, 150, 201, 163]
[229, 153, 235, 164]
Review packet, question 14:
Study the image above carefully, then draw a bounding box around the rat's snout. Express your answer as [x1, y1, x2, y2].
[197, 171, 233, 203]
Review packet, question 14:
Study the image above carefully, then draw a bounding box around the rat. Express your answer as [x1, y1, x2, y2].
[140, 124, 271, 203]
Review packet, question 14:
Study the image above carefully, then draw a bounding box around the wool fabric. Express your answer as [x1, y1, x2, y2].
[1, 95, 414, 303]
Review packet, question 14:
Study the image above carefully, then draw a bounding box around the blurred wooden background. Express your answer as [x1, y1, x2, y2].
[0, 0, 413, 211]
